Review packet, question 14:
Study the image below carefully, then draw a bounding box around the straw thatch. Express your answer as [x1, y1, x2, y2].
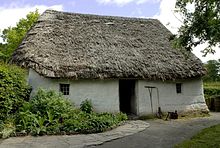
[11, 10, 206, 80]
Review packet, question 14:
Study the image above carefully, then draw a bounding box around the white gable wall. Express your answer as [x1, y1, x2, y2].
[29, 69, 120, 113]
[137, 79, 208, 115]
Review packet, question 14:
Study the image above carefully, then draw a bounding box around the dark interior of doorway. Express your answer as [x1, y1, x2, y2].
[119, 80, 136, 115]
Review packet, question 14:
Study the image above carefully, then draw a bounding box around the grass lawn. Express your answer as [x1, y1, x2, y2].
[204, 81, 220, 89]
[175, 124, 220, 148]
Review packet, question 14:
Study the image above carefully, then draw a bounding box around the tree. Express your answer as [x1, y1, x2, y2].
[0, 43, 8, 62]
[175, 0, 220, 55]
[0, 10, 40, 62]
[203, 59, 220, 82]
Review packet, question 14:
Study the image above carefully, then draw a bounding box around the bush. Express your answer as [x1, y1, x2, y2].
[30, 89, 73, 119]
[1, 89, 127, 137]
[16, 89, 74, 135]
[203, 82, 220, 111]
[62, 112, 127, 133]
[80, 99, 93, 113]
[0, 115, 16, 138]
[204, 88, 220, 99]
[0, 63, 31, 120]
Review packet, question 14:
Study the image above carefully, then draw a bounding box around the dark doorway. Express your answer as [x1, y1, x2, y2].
[119, 80, 136, 115]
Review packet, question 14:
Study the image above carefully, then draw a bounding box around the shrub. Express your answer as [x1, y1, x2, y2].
[2, 89, 127, 137]
[0, 63, 31, 120]
[203, 83, 220, 111]
[16, 89, 74, 135]
[30, 89, 73, 119]
[204, 88, 220, 99]
[87, 112, 127, 133]
[0, 116, 16, 138]
[62, 112, 127, 133]
[80, 99, 93, 113]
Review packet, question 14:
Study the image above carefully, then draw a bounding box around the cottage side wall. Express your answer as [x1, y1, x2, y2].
[137, 79, 208, 115]
[28, 69, 120, 113]
[29, 69, 208, 115]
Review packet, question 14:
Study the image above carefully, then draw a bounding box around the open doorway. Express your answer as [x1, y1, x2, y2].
[119, 80, 136, 115]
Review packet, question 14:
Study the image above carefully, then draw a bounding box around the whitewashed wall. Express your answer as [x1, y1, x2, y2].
[29, 69, 208, 115]
[136, 79, 208, 115]
[28, 69, 120, 113]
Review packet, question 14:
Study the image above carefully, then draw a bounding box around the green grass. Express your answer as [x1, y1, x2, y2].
[175, 124, 220, 148]
[203, 81, 220, 100]
[204, 82, 220, 89]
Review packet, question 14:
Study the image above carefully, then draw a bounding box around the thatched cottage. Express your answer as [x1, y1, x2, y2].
[12, 10, 208, 115]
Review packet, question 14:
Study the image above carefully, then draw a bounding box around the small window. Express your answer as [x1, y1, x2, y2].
[176, 83, 182, 94]
[60, 84, 70, 95]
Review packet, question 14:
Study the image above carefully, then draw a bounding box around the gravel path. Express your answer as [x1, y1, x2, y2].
[92, 112, 220, 148]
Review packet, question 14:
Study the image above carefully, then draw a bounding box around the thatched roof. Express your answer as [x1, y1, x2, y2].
[11, 10, 206, 80]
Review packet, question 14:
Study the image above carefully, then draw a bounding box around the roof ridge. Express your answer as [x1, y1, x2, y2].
[43, 9, 159, 22]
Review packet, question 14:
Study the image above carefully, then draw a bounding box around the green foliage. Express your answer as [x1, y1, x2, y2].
[0, 10, 40, 62]
[30, 89, 73, 118]
[63, 112, 127, 134]
[203, 59, 220, 82]
[0, 123, 16, 139]
[204, 82, 220, 89]
[175, 124, 220, 148]
[0, 116, 16, 138]
[204, 88, 220, 99]
[0, 43, 8, 62]
[175, 0, 220, 54]
[16, 89, 73, 135]
[0, 63, 31, 121]
[114, 112, 128, 121]
[80, 99, 93, 113]
[204, 82, 220, 99]
[0, 87, 127, 138]
[203, 82, 220, 111]
[13, 89, 127, 136]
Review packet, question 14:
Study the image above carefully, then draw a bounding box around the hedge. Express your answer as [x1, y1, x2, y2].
[0, 63, 31, 120]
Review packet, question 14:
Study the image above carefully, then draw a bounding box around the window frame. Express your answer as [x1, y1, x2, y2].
[59, 83, 70, 95]
[176, 83, 182, 94]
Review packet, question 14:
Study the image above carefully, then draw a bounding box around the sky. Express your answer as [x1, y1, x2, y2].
[0, 0, 219, 62]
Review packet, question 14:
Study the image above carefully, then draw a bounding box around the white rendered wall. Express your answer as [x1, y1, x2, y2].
[29, 69, 208, 115]
[137, 79, 208, 115]
[28, 69, 120, 113]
